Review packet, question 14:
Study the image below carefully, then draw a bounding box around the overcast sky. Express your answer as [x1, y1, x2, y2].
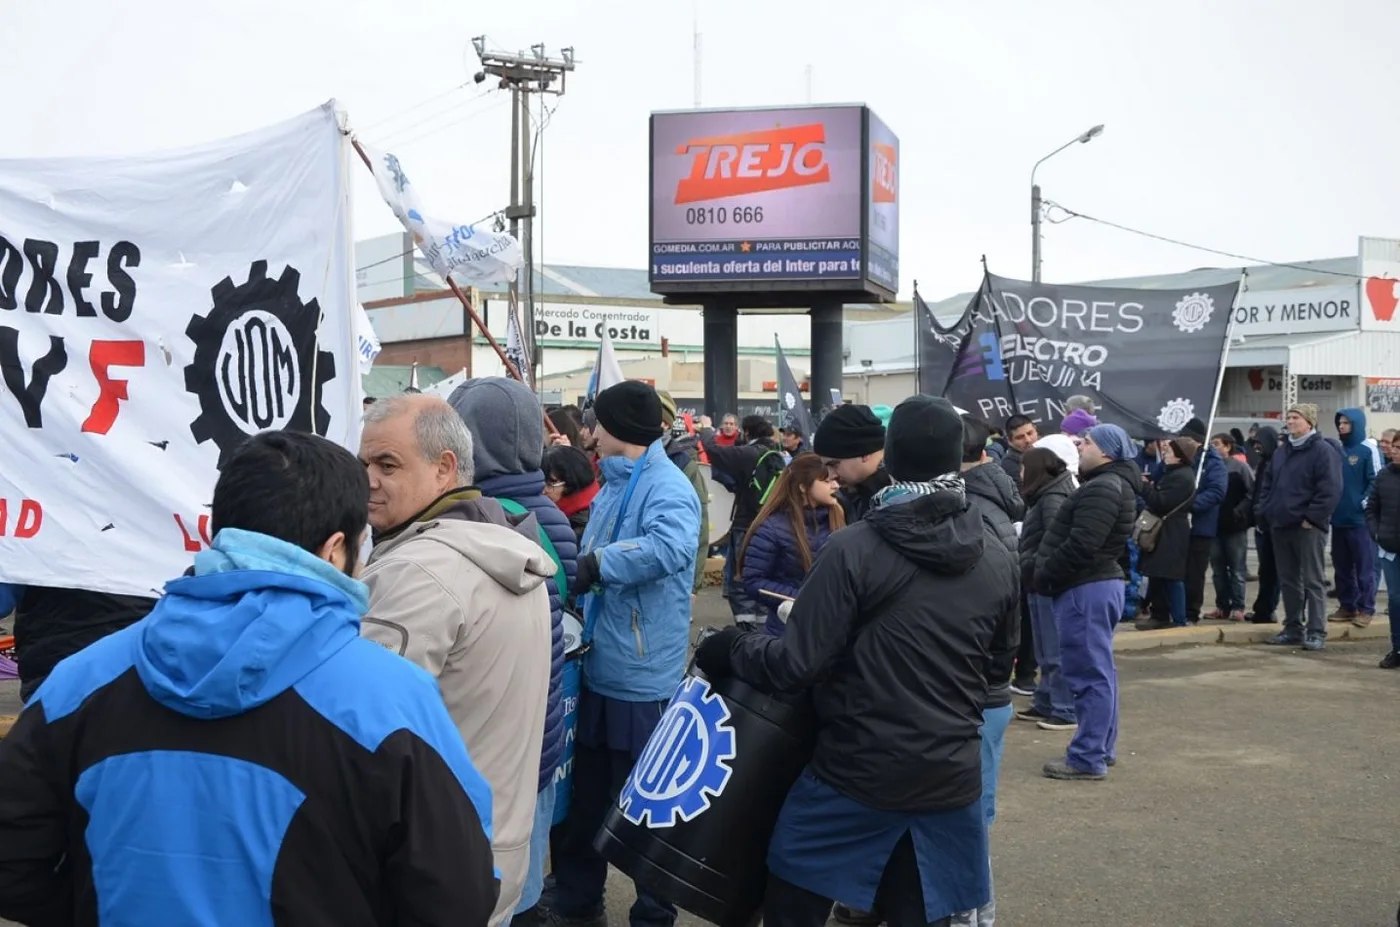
[3, 0, 1395, 299]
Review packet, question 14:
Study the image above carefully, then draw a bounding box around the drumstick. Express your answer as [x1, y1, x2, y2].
[759, 590, 796, 602]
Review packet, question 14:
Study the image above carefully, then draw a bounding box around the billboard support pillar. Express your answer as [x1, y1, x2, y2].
[703, 300, 739, 419]
[810, 301, 844, 417]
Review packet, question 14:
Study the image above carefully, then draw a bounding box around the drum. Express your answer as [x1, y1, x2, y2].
[552, 611, 588, 826]
[700, 464, 735, 547]
[594, 669, 818, 927]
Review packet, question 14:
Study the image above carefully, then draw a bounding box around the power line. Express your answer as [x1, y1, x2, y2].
[382, 95, 512, 150]
[358, 82, 472, 133]
[368, 88, 503, 147]
[1044, 200, 1364, 281]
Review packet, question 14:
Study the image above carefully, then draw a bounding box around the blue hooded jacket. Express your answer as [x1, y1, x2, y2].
[450, 377, 576, 794]
[1332, 407, 1377, 528]
[1189, 446, 1230, 538]
[580, 441, 701, 702]
[2, 530, 497, 926]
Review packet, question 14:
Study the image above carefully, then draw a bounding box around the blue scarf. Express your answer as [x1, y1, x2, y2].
[194, 528, 370, 613]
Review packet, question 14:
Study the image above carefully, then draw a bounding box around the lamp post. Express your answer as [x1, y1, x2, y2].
[1031, 124, 1103, 282]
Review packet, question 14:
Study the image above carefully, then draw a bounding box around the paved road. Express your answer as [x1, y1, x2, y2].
[597, 636, 1400, 927]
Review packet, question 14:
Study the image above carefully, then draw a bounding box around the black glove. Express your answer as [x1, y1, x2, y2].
[694, 627, 742, 680]
[572, 551, 600, 597]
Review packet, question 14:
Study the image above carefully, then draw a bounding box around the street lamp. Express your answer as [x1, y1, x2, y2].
[1030, 124, 1104, 282]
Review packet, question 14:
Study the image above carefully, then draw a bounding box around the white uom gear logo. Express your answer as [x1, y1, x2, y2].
[618, 677, 737, 829]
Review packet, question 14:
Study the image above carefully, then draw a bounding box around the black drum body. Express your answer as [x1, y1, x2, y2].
[594, 671, 818, 927]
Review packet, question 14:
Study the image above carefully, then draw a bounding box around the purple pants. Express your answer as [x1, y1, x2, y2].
[1331, 525, 1377, 614]
[1053, 580, 1123, 776]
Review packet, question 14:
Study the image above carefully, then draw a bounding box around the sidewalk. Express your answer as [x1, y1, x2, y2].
[1113, 613, 1392, 651]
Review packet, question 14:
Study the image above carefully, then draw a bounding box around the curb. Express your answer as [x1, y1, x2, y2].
[1114, 617, 1391, 652]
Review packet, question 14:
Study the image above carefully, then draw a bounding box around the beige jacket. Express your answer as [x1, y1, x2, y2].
[363, 496, 553, 926]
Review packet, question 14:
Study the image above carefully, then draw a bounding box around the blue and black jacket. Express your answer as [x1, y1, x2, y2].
[0, 529, 497, 927]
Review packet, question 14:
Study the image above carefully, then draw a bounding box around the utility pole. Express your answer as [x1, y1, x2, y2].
[472, 37, 577, 391]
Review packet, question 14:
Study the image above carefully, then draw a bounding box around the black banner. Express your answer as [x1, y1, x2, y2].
[918, 272, 1240, 437]
[774, 337, 817, 445]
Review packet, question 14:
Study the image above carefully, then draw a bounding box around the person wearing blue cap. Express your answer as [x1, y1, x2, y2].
[1032, 423, 1140, 781]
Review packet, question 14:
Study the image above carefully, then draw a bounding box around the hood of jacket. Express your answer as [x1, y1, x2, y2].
[1337, 407, 1368, 449]
[865, 491, 985, 576]
[963, 461, 1026, 522]
[1026, 468, 1076, 504]
[663, 432, 700, 462]
[1254, 426, 1280, 460]
[1086, 458, 1144, 495]
[448, 377, 545, 479]
[371, 489, 548, 595]
[477, 469, 550, 502]
[134, 528, 369, 720]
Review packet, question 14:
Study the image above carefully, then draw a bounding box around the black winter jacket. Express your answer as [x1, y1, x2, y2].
[999, 447, 1023, 485]
[11, 588, 156, 689]
[700, 432, 783, 535]
[1033, 459, 1139, 596]
[1217, 456, 1256, 535]
[1138, 463, 1195, 582]
[1251, 426, 1280, 530]
[1366, 464, 1400, 553]
[837, 465, 894, 523]
[729, 491, 1019, 813]
[1019, 471, 1075, 588]
[1260, 431, 1343, 530]
[964, 462, 1027, 555]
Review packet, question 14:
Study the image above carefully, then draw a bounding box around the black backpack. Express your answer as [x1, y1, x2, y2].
[747, 448, 787, 509]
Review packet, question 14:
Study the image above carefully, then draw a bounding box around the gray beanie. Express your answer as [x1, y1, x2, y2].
[447, 377, 544, 479]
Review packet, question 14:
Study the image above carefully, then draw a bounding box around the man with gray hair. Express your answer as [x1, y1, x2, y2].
[359, 394, 554, 926]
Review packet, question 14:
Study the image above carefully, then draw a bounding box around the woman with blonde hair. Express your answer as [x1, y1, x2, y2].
[738, 453, 846, 635]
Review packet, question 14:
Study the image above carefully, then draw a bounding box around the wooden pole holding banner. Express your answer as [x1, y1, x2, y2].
[348, 137, 557, 436]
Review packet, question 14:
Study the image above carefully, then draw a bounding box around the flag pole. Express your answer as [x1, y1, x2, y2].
[350, 138, 556, 435]
[1190, 270, 1246, 492]
[1202, 270, 1247, 449]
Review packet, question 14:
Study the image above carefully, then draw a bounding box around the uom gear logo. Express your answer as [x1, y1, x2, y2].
[618, 676, 737, 829]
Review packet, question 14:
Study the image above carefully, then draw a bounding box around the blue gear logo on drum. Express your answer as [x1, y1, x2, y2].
[618, 676, 737, 829]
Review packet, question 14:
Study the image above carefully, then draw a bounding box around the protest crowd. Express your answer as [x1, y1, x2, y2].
[4, 354, 1398, 927]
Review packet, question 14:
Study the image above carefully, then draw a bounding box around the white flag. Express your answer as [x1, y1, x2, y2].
[505, 303, 533, 387]
[423, 368, 469, 399]
[354, 303, 381, 376]
[586, 329, 626, 405]
[361, 143, 523, 285]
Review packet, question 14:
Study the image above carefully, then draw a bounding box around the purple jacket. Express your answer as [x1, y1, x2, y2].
[739, 507, 836, 635]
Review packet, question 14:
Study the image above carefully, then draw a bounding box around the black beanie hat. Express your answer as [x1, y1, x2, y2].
[1180, 417, 1208, 443]
[593, 381, 664, 448]
[813, 404, 886, 459]
[885, 395, 965, 481]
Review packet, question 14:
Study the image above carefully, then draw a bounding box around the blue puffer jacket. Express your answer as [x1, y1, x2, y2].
[739, 507, 835, 635]
[1189, 446, 1229, 538]
[1332, 407, 1377, 528]
[477, 470, 577, 793]
[580, 441, 701, 702]
[1262, 430, 1344, 530]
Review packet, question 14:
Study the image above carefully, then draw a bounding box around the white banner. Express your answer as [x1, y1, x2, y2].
[362, 143, 523, 285]
[0, 103, 357, 596]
